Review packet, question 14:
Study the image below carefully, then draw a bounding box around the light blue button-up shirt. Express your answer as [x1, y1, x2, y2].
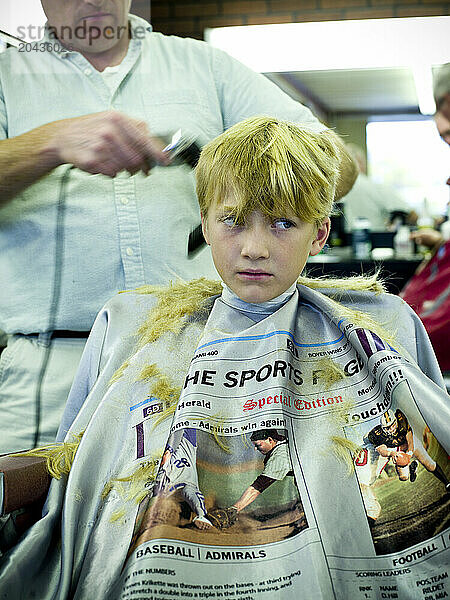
[0, 15, 323, 334]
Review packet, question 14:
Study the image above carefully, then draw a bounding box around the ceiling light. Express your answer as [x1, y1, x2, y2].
[205, 17, 450, 73]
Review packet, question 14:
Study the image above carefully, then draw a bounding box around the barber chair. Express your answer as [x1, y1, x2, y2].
[0, 453, 50, 553]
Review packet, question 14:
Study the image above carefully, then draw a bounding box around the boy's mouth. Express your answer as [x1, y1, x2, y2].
[237, 270, 273, 280]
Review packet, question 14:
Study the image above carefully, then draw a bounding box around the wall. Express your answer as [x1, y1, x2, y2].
[133, 0, 450, 39]
[330, 117, 368, 151]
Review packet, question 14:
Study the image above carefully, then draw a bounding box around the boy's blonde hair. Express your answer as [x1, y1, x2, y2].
[196, 116, 341, 227]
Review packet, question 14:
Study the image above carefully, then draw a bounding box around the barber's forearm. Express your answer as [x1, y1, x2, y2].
[1, 111, 169, 204]
[328, 131, 358, 200]
[0, 122, 62, 205]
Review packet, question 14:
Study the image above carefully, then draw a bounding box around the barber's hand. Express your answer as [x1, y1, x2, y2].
[47, 110, 170, 177]
[410, 228, 443, 249]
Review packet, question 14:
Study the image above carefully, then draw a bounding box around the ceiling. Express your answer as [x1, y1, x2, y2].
[265, 67, 436, 117]
[207, 17, 450, 119]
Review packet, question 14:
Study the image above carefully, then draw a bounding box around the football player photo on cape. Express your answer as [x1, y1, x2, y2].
[347, 379, 450, 556]
[126, 427, 307, 556]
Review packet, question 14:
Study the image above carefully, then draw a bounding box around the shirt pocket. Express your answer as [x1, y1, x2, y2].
[135, 89, 222, 144]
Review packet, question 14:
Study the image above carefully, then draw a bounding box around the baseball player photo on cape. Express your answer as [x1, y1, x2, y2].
[127, 426, 306, 555]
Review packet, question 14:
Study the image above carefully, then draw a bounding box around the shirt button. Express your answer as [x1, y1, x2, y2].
[121, 197, 129, 205]
[126, 247, 134, 256]
[84, 68, 92, 76]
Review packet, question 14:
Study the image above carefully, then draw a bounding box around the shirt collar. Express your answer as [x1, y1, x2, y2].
[220, 282, 297, 318]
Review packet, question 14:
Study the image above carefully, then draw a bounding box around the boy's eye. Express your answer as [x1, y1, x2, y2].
[221, 214, 242, 227]
[223, 215, 237, 226]
[272, 218, 295, 231]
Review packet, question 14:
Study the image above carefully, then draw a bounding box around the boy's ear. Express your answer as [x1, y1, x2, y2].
[309, 218, 331, 256]
[201, 213, 210, 245]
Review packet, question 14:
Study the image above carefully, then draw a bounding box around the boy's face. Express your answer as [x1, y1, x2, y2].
[202, 195, 330, 303]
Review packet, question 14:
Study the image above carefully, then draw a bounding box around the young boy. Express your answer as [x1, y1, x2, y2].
[1, 117, 449, 599]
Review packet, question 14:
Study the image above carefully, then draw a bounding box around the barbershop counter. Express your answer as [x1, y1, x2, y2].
[305, 247, 422, 295]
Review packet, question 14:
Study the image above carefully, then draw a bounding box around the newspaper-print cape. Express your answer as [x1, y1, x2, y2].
[0, 284, 449, 600]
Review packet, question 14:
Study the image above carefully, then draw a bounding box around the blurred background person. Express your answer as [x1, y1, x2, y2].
[400, 64, 450, 376]
[340, 143, 417, 234]
[433, 62, 450, 123]
[433, 63, 450, 164]
[434, 112, 450, 148]
[401, 225, 449, 375]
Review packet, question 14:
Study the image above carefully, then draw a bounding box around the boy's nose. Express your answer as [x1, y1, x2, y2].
[240, 228, 270, 260]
